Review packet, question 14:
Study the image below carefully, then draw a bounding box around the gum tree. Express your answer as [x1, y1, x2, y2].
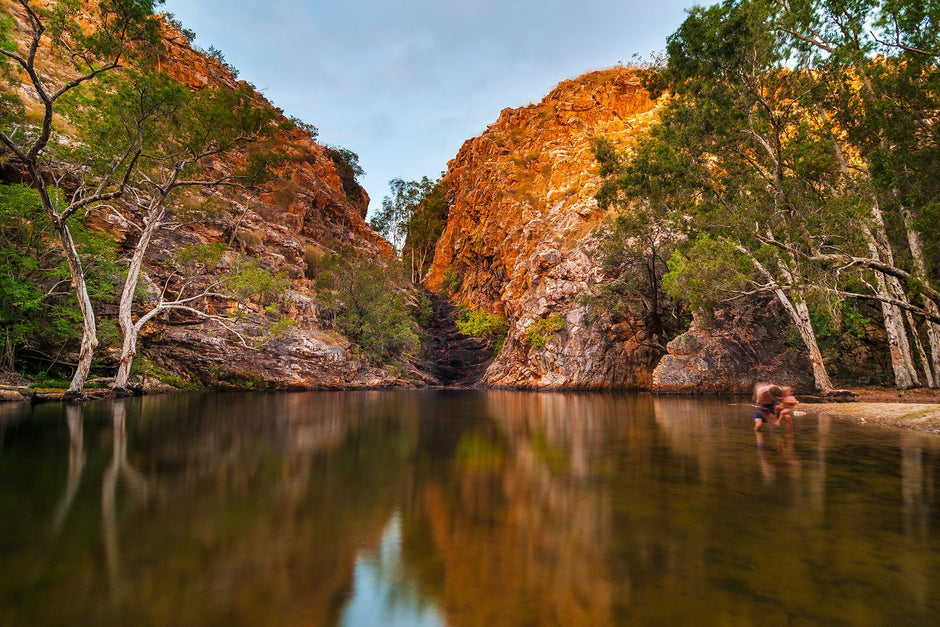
[68, 68, 278, 393]
[0, 0, 162, 398]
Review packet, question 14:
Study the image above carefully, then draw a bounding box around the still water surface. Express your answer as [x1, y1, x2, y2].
[1, 391, 939, 625]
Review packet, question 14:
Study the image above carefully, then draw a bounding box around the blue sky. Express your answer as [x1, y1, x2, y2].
[161, 0, 696, 218]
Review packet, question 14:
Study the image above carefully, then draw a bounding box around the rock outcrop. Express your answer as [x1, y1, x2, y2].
[425, 68, 666, 388]
[652, 305, 815, 394]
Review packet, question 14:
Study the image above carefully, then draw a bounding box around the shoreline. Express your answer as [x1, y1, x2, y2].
[800, 387, 940, 433]
[5, 383, 940, 433]
[802, 401, 940, 433]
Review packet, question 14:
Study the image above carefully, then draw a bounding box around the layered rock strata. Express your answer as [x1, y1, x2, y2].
[425, 68, 666, 388]
[1, 5, 401, 390]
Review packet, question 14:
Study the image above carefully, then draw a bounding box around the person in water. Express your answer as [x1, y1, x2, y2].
[752, 383, 799, 431]
[776, 386, 798, 430]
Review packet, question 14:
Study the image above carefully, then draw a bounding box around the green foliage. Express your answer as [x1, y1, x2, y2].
[255, 316, 294, 348]
[163, 12, 196, 43]
[371, 176, 447, 282]
[174, 242, 227, 274]
[228, 261, 289, 307]
[62, 69, 277, 196]
[414, 293, 433, 328]
[41, 0, 165, 66]
[841, 304, 870, 340]
[442, 266, 461, 295]
[325, 145, 366, 203]
[315, 251, 420, 363]
[525, 313, 566, 350]
[456, 307, 508, 352]
[661, 236, 751, 316]
[0, 184, 120, 369]
[286, 115, 319, 140]
[205, 45, 239, 78]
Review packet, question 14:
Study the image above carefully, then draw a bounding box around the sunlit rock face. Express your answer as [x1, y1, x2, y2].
[425, 68, 666, 388]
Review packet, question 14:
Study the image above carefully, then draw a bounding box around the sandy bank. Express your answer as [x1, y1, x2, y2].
[802, 402, 940, 432]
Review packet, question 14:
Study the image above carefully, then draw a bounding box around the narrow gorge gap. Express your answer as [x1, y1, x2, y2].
[418, 294, 495, 387]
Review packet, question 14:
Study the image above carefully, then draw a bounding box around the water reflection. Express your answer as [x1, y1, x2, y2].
[341, 512, 443, 626]
[102, 401, 152, 604]
[0, 391, 938, 625]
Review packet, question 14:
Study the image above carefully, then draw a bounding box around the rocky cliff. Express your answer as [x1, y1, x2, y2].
[424, 68, 822, 392]
[131, 18, 409, 390]
[652, 304, 815, 394]
[1, 3, 408, 391]
[425, 68, 666, 388]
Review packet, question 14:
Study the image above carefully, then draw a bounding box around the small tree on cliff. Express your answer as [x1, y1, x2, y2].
[67, 68, 279, 394]
[325, 145, 366, 205]
[0, 0, 163, 398]
[370, 176, 446, 283]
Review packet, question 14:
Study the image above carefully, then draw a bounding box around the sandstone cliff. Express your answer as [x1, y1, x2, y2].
[1, 3, 407, 391]
[652, 305, 815, 394]
[425, 68, 666, 388]
[424, 68, 824, 392]
[133, 19, 408, 389]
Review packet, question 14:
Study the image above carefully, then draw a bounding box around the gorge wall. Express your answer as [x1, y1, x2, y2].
[425, 68, 664, 388]
[425, 68, 813, 392]
[3, 2, 817, 394]
[2, 3, 407, 391]
[141, 19, 409, 390]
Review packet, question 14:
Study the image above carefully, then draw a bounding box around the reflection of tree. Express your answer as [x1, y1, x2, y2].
[53, 405, 85, 537]
[87, 391, 425, 625]
[26, 404, 87, 593]
[901, 432, 932, 614]
[102, 401, 151, 605]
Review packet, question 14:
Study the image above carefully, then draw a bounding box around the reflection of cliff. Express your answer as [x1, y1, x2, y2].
[401, 393, 644, 624]
[105, 393, 419, 625]
[8, 393, 430, 625]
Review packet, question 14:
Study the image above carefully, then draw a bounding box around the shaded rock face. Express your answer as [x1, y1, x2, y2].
[652, 305, 815, 395]
[156, 18, 384, 254]
[130, 20, 396, 389]
[425, 68, 666, 388]
[2, 6, 398, 390]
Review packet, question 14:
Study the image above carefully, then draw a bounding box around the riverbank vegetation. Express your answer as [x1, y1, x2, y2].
[0, 1, 378, 396]
[595, 0, 940, 392]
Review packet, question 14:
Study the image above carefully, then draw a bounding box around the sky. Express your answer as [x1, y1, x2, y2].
[160, 0, 696, 218]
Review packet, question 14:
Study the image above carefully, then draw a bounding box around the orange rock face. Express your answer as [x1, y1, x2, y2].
[156, 17, 387, 255]
[1, 4, 396, 388]
[425, 68, 666, 388]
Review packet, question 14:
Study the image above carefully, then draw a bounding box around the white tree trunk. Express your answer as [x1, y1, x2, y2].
[872, 263, 919, 389]
[56, 222, 98, 398]
[774, 289, 834, 391]
[758, 246, 834, 392]
[866, 213, 920, 388]
[902, 208, 939, 387]
[113, 210, 162, 391]
[905, 309, 934, 387]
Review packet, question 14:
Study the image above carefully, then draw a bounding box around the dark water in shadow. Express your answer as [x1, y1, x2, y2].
[0, 391, 938, 625]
